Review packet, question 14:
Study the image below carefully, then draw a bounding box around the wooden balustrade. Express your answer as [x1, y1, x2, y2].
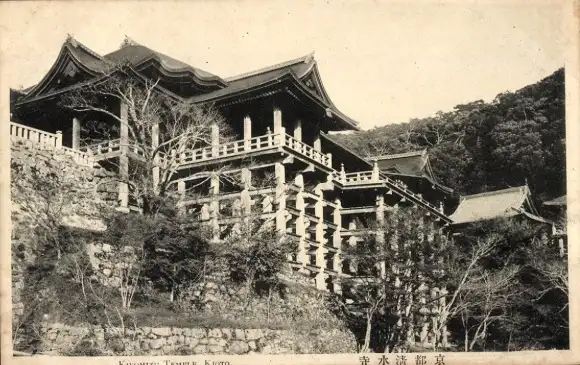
[10, 122, 61, 148]
[80, 138, 121, 156]
[10, 121, 92, 166]
[60, 146, 93, 166]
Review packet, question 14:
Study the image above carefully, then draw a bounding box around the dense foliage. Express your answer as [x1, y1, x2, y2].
[332, 68, 565, 203]
[341, 206, 568, 353]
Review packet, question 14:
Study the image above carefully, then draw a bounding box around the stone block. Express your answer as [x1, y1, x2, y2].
[221, 328, 232, 340]
[234, 329, 246, 340]
[259, 344, 273, 354]
[245, 329, 263, 341]
[229, 340, 250, 354]
[208, 328, 222, 338]
[193, 344, 208, 354]
[248, 341, 257, 351]
[151, 327, 172, 337]
[208, 345, 224, 353]
[150, 338, 165, 350]
[191, 328, 206, 339]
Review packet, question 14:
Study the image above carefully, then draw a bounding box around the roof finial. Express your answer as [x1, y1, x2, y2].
[66, 33, 77, 47]
[121, 35, 138, 48]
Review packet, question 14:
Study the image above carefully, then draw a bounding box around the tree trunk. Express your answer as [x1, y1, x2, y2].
[361, 313, 373, 353]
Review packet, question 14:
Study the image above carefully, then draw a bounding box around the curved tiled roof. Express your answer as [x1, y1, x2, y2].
[104, 44, 226, 85]
[13, 37, 360, 130]
[449, 185, 549, 224]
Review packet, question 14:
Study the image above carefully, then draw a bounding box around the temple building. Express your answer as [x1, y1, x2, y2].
[9, 36, 453, 294]
[370, 149, 455, 214]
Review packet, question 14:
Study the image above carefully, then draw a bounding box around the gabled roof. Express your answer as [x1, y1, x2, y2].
[450, 185, 549, 225]
[12, 37, 360, 131]
[372, 150, 432, 178]
[369, 149, 452, 194]
[190, 53, 360, 130]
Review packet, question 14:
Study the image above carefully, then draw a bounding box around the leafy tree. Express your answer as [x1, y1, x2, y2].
[60, 65, 231, 215]
[341, 207, 449, 353]
[330, 68, 566, 203]
[213, 218, 298, 310]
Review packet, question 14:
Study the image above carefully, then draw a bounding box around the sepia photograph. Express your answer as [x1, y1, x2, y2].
[0, 0, 577, 363]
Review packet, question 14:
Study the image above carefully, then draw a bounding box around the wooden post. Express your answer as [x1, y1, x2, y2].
[210, 174, 220, 241]
[372, 160, 380, 182]
[333, 197, 343, 294]
[119, 101, 129, 209]
[241, 168, 252, 218]
[313, 128, 321, 152]
[273, 106, 283, 135]
[295, 173, 307, 267]
[211, 123, 219, 157]
[314, 187, 326, 290]
[293, 119, 302, 141]
[152, 123, 160, 194]
[244, 115, 252, 151]
[275, 163, 287, 234]
[72, 117, 81, 150]
[55, 131, 62, 148]
[178, 180, 186, 215]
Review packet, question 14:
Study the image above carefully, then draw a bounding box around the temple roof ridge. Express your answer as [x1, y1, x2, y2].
[458, 185, 528, 201]
[225, 52, 315, 82]
[371, 149, 427, 161]
[64, 35, 108, 63]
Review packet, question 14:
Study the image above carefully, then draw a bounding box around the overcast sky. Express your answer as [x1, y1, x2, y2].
[0, 1, 567, 130]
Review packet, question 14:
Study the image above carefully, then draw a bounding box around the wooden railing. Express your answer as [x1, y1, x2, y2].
[343, 171, 376, 184]
[10, 122, 62, 148]
[284, 134, 332, 167]
[61, 146, 93, 166]
[172, 133, 278, 166]
[158, 131, 333, 169]
[10, 121, 93, 166]
[79, 138, 121, 156]
[337, 169, 445, 216]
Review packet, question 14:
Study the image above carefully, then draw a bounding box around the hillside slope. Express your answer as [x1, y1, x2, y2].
[331, 68, 566, 204]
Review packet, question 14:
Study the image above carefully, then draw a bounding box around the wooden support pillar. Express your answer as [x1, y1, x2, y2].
[294, 173, 307, 267]
[372, 160, 380, 182]
[273, 106, 283, 135]
[241, 168, 252, 217]
[55, 131, 63, 148]
[210, 174, 220, 241]
[72, 117, 81, 150]
[118, 101, 129, 209]
[275, 163, 287, 234]
[152, 123, 160, 194]
[313, 132, 321, 152]
[333, 198, 343, 294]
[177, 180, 186, 215]
[293, 119, 302, 141]
[244, 115, 252, 150]
[211, 123, 220, 157]
[376, 194, 385, 224]
[314, 187, 326, 290]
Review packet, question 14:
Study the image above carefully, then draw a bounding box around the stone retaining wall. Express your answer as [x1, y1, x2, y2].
[39, 323, 357, 355]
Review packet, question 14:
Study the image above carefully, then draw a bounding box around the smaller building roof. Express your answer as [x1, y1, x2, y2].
[370, 149, 452, 194]
[372, 150, 432, 178]
[450, 185, 549, 225]
[543, 195, 567, 206]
